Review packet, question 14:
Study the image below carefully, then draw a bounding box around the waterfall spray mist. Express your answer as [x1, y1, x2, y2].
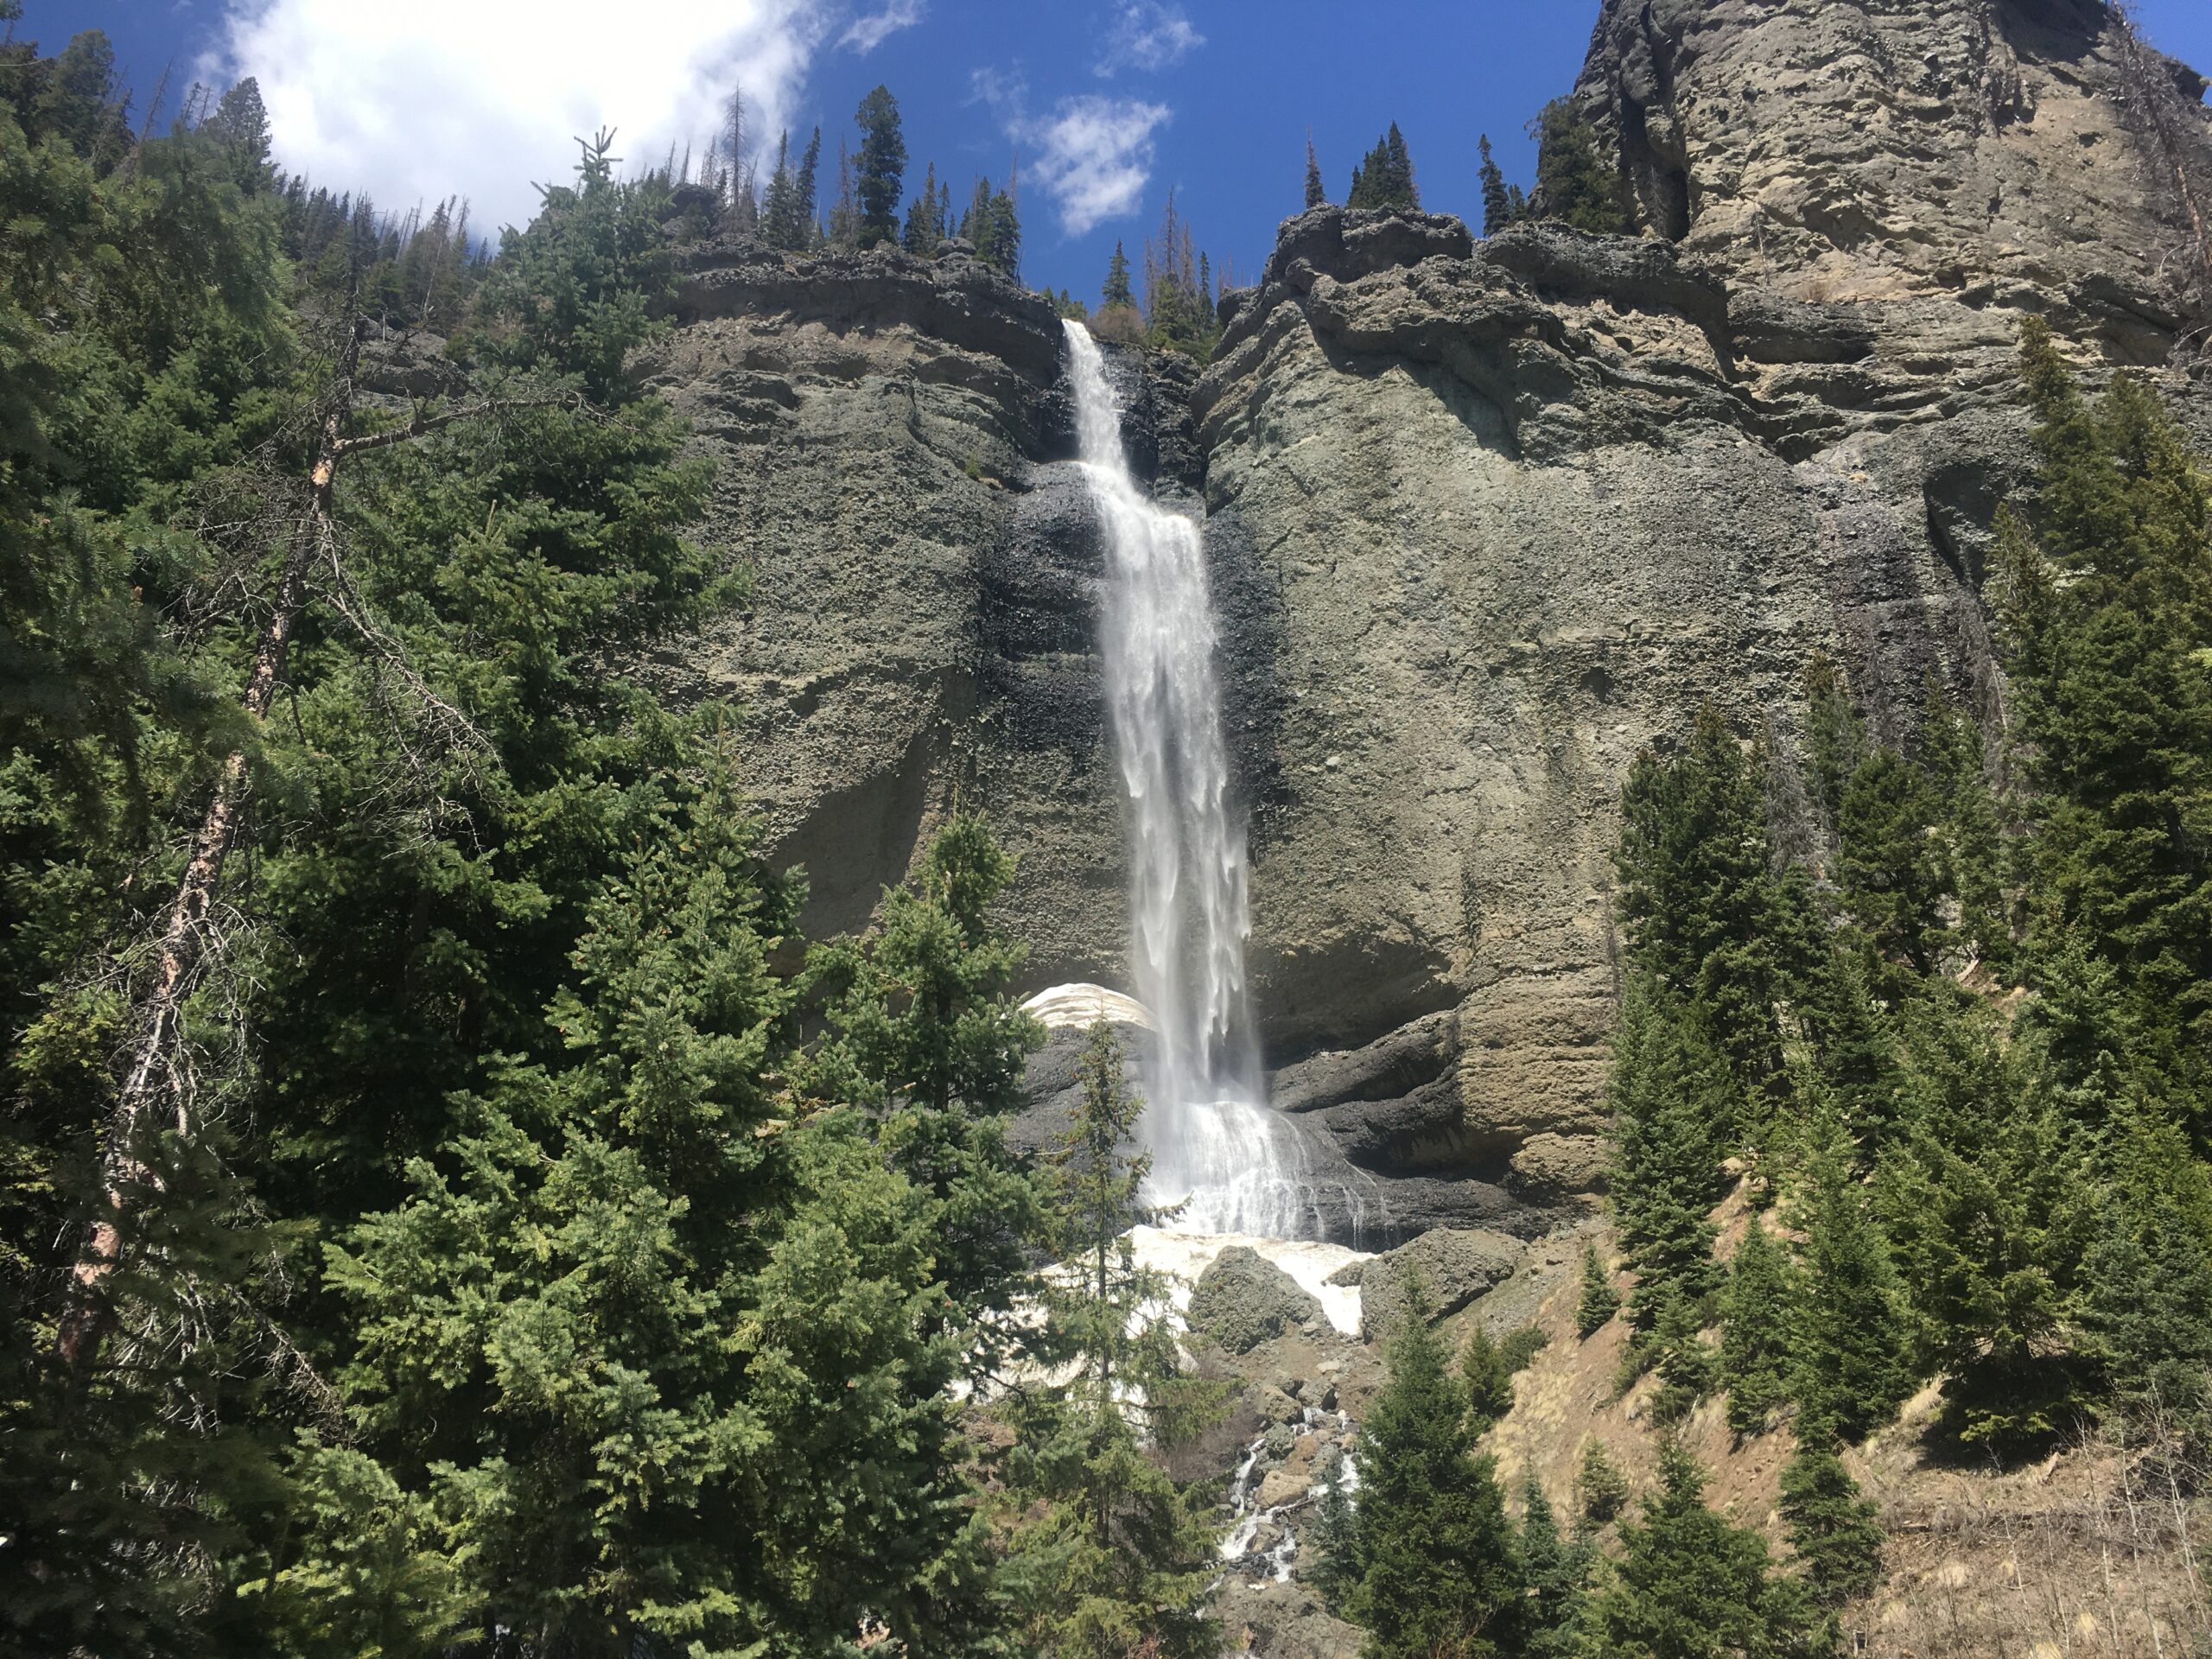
[1064, 320, 1378, 1241]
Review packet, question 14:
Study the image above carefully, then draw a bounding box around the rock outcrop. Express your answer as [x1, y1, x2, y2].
[1188, 1247, 1326, 1354]
[643, 0, 2209, 1240]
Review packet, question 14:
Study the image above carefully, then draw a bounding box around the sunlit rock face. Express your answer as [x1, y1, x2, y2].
[647, 0, 2209, 1239]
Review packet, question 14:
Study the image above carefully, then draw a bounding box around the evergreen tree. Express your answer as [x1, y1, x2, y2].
[1001, 1024, 1223, 1659]
[1304, 133, 1327, 209]
[827, 135, 858, 248]
[1103, 238, 1135, 308]
[1478, 133, 1515, 236]
[1306, 1452, 1359, 1611]
[1616, 705, 1793, 1100]
[1609, 976, 1730, 1332]
[1719, 1218, 1796, 1437]
[207, 76, 274, 192]
[1800, 652, 1865, 846]
[1778, 1443, 1885, 1611]
[802, 817, 1045, 1367]
[1529, 99, 1628, 234]
[902, 159, 943, 253]
[760, 129, 800, 249]
[1578, 1440, 1630, 1527]
[1346, 123, 1419, 210]
[1519, 1478, 1592, 1658]
[1996, 318, 2212, 1134]
[1649, 1290, 1718, 1427]
[2077, 1108, 2212, 1427]
[1594, 1442, 1821, 1659]
[1576, 1242, 1621, 1338]
[1916, 688, 2011, 969]
[1837, 746, 1948, 976]
[854, 84, 907, 247]
[1791, 1114, 1912, 1444]
[1463, 1324, 1516, 1431]
[1349, 1292, 1523, 1659]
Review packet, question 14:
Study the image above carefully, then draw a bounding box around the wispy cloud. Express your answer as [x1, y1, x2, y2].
[840, 0, 925, 55]
[1095, 2, 1203, 77]
[211, 0, 831, 236]
[1023, 95, 1171, 235]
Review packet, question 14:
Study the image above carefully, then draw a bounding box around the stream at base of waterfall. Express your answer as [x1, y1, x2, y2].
[1062, 320, 1386, 1244]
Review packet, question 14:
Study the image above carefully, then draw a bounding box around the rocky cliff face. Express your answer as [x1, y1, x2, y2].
[644, 0, 2209, 1239]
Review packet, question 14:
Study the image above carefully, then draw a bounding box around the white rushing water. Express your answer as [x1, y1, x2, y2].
[1064, 321, 1381, 1241]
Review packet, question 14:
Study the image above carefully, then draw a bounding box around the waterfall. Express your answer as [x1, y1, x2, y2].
[1064, 320, 1378, 1242]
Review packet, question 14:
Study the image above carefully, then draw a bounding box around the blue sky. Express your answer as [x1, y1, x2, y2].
[16, 1, 2212, 306]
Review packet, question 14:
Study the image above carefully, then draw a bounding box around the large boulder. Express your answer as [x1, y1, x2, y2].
[1189, 1247, 1325, 1355]
[1342, 1228, 1525, 1344]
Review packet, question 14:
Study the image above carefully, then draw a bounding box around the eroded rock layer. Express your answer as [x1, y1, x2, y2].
[645, 0, 2209, 1237]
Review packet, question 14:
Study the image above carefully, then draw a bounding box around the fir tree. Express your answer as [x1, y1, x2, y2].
[1305, 133, 1327, 209]
[1306, 1452, 1359, 1611]
[902, 159, 943, 253]
[1463, 1324, 1516, 1431]
[1791, 1113, 1913, 1444]
[1102, 238, 1135, 308]
[1529, 99, 1628, 234]
[1837, 746, 1948, 976]
[1801, 652, 1865, 847]
[854, 84, 907, 247]
[1719, 1218, 1796, 1437]
[1578, 1440, 1630, 1527]
[1594, 1442, 1821, 1658]
[1346, 124, 1419, 209]
[1576, 1242, 1620, 1338]
[1478, 133, 1514, 236]
[1609, 976, 1730, 1332]
[1001, 1023, 1223, 1659]
[794, 124, 823, 243]
[1519, 1478, 1592, 1658]
[1350, 1292, 1523, 1659]
[1778, 1443, 1885, 1610]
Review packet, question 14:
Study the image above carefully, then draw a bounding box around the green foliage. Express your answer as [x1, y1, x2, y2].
[1346, 124, 1419, 210]
[1001, 1022, 1223, 1659]
[1578, 1440, 1630, 1527]
[1998, 317, 2212, 1134]
[902, 159, 945, 253]
[854, 85, 908, 248]
[1719, 1219, 1796, 1437]
[1593, 1442, 1824, 1659]
[1790, 1115, 1913, 1445]
[1350, 1299, 1523, 1658]
[1102, 238, 1135, 308]
[1648, 1293, 1717, 1428]
[1306, 1452, 1359, 1611]
[1304, 136, 1327, 210]
[1609, 976, 1729, 1332]
[1463, 1324, 1516, 1431]
[1778, 1443, 1885, 1611]
[1517, 1478, 1592, 1658]
[1529, 99, 1627, 234]
[1576, 1243, 1621, 1338]
[1478, 133, 1524, 237]
[959, 175, 1022, 277]
[1501, 1323, 1551, 1375]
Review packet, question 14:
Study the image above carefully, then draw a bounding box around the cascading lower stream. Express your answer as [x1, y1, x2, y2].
[1063, 320, 1377, 1242]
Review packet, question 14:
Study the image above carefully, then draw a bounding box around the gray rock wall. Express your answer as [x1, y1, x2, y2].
[642, 0, 2209, 1236]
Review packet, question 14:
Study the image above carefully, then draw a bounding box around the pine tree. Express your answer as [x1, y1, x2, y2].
[761, 129, 800, 249]
[902, 159, 942, 253]
[1594, 1442, 1821, 1658]
[1519, 1478, 1592, 1658]
[1529, 99, 1628, 234]
[1576, 1242, 1620, 1338]
[1609, 976, 1730, 1332]
[1719, 1219, 1796, 1436]
[1838, 746, 1948, 976]
[1304, 133, 1327, 209]
[1996, 319, 2212, 1133]
[802, 817, 1045, 1367]
[1577, 1440, 1630, 1527]
[1306, 1452, 1359, 1611]
[1463, 1324, 1516, 1431]
[1792, 1114, 1912, 1444]
[1478, 134, 1514, 236]
[1779, 1443, 1885, 1610]
[2078, 1109, 2212, 1426]
[1001, 1023, 1223, 1659]
[1349, 1294, 1523, 1659]
[1801, 652, 1865, 848]
[1102, 238, 1135, 309]
[1346, 124, 1419, 210]
[854, 84, 907, 247]
[1649, 1290, 1718, 1427]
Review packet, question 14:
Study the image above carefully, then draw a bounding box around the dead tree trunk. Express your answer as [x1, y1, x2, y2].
[53, 324, 557, 1371]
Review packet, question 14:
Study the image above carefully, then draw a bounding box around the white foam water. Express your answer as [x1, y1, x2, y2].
[1062, 321, 1382, 1242]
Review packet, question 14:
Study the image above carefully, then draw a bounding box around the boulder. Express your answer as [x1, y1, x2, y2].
[1190, 1246, 1326, 1354]
[1356, 1228, 1525, 1344]
[1255, 1467, 1309, 1510]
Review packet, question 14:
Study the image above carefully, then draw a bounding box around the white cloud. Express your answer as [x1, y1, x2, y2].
[1022, 95, 1170, 236]
[211, 0, 834, 238]
[840, 0, 925, 54]
[1095, 3, 1203, 77]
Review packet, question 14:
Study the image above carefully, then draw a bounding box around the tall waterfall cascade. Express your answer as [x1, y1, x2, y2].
[1062, 320, 1379, 1242]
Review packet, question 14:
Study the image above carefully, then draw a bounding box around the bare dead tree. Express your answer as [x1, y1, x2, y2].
[54, 319, 573, 1372]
